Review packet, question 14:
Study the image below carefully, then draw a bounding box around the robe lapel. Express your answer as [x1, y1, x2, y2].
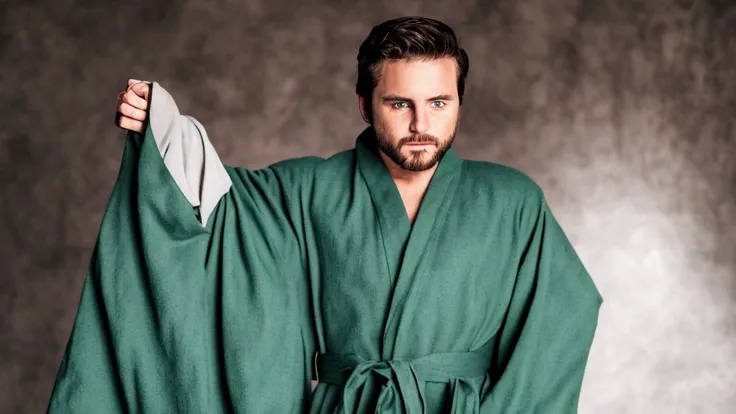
[355, 128, 412, 287]
[354, 127, 463, 359]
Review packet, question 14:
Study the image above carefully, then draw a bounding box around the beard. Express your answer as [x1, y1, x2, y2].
[373, 124, 456, 172]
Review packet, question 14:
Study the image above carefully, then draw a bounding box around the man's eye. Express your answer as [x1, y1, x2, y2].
[431, 101, 446, 108]
[393, 102, 409, 109]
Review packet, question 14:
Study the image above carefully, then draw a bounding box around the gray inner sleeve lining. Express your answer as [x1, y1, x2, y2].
[147, 81, 233, 227]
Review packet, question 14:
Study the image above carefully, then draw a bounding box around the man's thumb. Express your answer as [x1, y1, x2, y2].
[133, 81, 150, 99]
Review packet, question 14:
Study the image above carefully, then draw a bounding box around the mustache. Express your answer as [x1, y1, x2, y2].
[398, 134, 439, 146]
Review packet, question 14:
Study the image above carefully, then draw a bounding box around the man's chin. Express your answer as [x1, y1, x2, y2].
[400, 161, 437, 172]
[400, 153, 439, 171]
[402, 147, 435, 158]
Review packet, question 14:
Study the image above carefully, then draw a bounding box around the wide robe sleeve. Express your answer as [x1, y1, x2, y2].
[47, 85, 317, 413]
[478, 189, 603, 413]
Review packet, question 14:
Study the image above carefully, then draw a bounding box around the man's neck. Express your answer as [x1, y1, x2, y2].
[378, 151, 438, 223]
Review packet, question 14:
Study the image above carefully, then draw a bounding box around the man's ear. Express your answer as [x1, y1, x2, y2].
[358, 95, 371, 124]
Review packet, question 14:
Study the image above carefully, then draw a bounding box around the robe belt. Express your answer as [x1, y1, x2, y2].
[316, 341, 493, 413]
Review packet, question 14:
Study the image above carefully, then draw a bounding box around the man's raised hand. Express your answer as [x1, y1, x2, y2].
[116, 79, 150, 133]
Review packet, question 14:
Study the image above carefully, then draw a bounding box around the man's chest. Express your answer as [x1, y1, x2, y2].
[306, 187, 521, 315]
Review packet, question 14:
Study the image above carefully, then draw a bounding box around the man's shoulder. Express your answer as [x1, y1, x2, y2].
[271, 147, 354, 170]
[460, 158, 545, 204]
[261, 147, 355, 187]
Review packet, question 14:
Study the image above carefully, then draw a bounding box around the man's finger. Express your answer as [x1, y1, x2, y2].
[119, 102, 147, 122]
[118, 116, 144, 133]
[128, 78, 142, 87]
[122, 89, 148, 111]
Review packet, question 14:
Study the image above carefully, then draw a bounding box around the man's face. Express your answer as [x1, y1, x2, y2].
[361, 57, 460, 172]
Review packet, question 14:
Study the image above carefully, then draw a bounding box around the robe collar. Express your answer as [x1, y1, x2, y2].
[354, 126, 464, 358]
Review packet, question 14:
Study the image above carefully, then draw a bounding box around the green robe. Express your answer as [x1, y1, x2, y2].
[304, 130, 602, 413]
[49, 97, 602, 413]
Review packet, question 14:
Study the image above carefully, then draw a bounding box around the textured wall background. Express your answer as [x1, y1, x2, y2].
[1, 0, 735, 412]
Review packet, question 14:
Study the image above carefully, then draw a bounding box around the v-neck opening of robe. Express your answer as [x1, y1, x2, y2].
[354, 127, 463, 359]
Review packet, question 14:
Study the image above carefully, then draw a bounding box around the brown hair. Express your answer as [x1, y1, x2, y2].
[356, 16, 470, 107]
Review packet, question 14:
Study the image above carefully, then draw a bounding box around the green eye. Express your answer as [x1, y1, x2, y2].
[393, 102, 409, 109]
[432, 101, 446, 108]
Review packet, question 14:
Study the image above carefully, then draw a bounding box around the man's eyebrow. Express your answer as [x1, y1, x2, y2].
[381, 95, 412, 102]
[427, 94, 454, 101]
[381, 94, 455, 102]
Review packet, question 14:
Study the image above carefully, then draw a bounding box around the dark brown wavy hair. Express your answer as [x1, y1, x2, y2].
[356, 16, 470, 108]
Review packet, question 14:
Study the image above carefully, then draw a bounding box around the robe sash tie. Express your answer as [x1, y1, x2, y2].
[316, 341, 493, 413]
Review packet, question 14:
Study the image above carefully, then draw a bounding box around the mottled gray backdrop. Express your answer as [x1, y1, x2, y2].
[1, 0, 735, 412]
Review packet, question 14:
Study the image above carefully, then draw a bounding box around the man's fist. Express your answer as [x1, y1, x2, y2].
[116, 79, 150, 133]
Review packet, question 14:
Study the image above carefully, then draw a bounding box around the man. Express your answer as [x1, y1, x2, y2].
[49, 16, 602, 413]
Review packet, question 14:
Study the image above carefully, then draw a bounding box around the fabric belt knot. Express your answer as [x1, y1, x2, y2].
[316, 341, 493, 413]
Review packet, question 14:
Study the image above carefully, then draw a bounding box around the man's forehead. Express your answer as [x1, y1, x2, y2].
[375, 58, 457, 96]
